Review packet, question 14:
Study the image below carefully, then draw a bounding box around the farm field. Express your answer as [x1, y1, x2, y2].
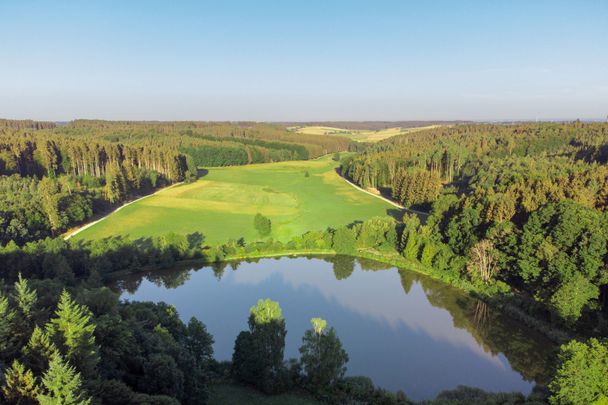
[293, 125, 443, 142]
[73, 155, 395, 244]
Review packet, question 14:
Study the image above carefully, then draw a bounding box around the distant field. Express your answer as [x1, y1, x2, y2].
[293, 125, 442, 142]
[73, 155, 394, 244]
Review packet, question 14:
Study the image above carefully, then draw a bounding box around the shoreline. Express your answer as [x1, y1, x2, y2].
[108, 247, 571, 344]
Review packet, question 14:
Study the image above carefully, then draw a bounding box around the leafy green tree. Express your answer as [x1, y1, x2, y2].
[445, 207, 481, 255]
[550, 274, 599, 325]
[182, 318, 214, 404]
[232, 299, 287, 394]
[254, 213, 272, 237]
[356, 217, 396, 250]
[549, 338, 608, 405]
[2, 360, 40, 405]
[332, 226, 356, 254]
[515, 200, 607, 323]
[46, 290, 99, 377]
[38, 177, 64, 233]
[299, 318, 349, 394]
[38, 354, 91, 405]
[141, 353, 184, 400]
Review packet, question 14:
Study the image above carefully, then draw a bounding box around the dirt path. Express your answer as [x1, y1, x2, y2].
[62, 182, 183, 240]
[338, 174, 429, 219]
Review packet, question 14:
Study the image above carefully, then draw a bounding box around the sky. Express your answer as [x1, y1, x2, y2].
[1, 0, 607, 121]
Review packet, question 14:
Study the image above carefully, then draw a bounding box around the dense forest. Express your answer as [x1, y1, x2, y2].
[2, 120, 608, 403]
[342, 122, 608, 336]
[0, 120, 351, 245]
[1, 215, 604, 404]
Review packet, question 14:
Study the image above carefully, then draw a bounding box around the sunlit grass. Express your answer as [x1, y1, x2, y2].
[74, 155, 394, 244]
[294, 125, 444, 142]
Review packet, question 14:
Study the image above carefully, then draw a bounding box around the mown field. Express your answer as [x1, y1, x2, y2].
[293, 125, 443, 142]
[73, 155, 394, 244]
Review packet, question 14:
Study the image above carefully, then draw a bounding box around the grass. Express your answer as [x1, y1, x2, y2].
[293, 125, 443, 142]
[209, 384, 320, 405]
[73, 155, 394, 244]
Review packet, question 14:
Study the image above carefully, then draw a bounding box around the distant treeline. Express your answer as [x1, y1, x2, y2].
[0, 119, 57, 130]
[67, 120, 351, 165]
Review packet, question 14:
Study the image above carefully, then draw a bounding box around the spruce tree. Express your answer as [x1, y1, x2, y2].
[0, 292, 16, 356]
[46, 290, 98, 377]
[11, 274, 37, 346]
[2, 360, 40, 405]
[38, 354, 91, 405]
[22, 326, 59, 375]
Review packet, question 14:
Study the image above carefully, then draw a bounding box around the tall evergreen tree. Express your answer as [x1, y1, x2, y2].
[38, 354, 91, 405]
[22, 326, 59, 376]
[46, 290, 98, 377]
[0, 292, 16, 357]
[2, 360, 40, 405]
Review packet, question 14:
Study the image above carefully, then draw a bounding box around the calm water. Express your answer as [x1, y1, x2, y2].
[116, 256, 553, 400]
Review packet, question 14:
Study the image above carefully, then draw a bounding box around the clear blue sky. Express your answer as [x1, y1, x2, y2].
[1, 1, 606, 121]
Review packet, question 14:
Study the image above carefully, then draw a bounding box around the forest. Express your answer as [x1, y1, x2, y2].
[342, 122, 608, 334]
[0, 120, 350, 245]
[1, 120, 608, 404]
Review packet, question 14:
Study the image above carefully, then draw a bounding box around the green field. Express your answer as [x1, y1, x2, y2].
[73, 155, 394, 244]
[293, 125, 443, 142]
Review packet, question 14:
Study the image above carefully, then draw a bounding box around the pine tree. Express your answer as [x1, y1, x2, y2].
[12, 274, 37, 320]
[46, 290, 98, 377]
[11, 274, 38, 345]
[22, 326, 59, 375]
[38, 354, 91, 405]
[0, 292, 16, 356]
[2, 360, 40, 405]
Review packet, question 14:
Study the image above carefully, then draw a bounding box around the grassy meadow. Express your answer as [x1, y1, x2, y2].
[293, 125, 443, 142]
[73, 155, 394, 244]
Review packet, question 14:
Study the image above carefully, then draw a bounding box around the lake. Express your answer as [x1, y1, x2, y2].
[116, 255, 553, 400]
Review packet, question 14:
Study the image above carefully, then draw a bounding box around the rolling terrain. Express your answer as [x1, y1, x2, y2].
[292, 125, 443, 142]
[73, 155, 394, 244]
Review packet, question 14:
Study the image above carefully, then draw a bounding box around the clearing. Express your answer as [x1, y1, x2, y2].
[73, 155, 395, 244]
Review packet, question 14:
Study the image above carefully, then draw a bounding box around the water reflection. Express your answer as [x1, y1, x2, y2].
[115, 256, 553, 400]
